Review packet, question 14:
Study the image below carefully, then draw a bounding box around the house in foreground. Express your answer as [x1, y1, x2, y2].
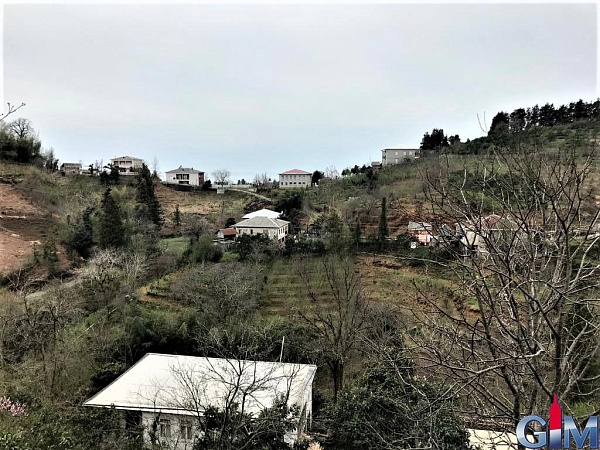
[84, 353, 317, 449]
[233, 216, 290, 242]
[110, 156, 145, 175]
[165, 166, 205, 186]
[279, 169, 312, 189]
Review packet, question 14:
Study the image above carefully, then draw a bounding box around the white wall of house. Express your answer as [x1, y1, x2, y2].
[279, 173, 311, 188]
[141, 412, 196, 450]
[110, 157, 145, 174]
[235, 225, 288, 241]
[166, 172, 202, 186]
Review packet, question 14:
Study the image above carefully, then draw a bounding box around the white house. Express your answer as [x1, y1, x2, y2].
[110, 156, 145, 175]
[233, 216, 290, 242]
[279, 169, 312, 189]
[242, 208, 282, 220]
[84, 353, 317, 450]
[165, 167, 205, 186]
[381, 148, 419, 166]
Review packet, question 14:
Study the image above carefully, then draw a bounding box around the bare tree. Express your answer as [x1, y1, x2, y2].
[141, 355, 309, 450]
[0, 102, 26, 122]
[410, 144, 600, 432]
[295, 255, 371, 399]
[252, 172, 269, 189]
[7, 117, 34, 139]
[212, 169, 231, 186]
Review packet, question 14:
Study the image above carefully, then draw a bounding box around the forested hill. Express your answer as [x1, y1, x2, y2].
[418, 97, 600, 155]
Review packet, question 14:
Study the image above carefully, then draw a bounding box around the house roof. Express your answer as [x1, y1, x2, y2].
[279, 169, 311, 175]
[218, 228, 237, 236]
[166, 166, 204, 174]
[111, 156, 144, 161]
[382, 148, 419, 151]
[242, 209, 282, 219]
[407, 221, 432, 231]
[84, 353, 317, 416]
[233, 217, 289, 229]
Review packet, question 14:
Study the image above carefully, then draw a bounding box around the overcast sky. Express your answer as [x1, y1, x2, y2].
[3, 2, 597, 182]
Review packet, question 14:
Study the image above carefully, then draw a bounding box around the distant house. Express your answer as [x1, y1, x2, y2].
[279, 169, 312, 189]
[242, 209, 282, 220]
[165, 166, 205, 186]
[371, 161, 382, 171]
[381, 149, 419, 166]
[84, 353, 317, 449]
[60, 162, 81, 175]
[110, 156, 145, 175]
[407, 221, 433, 246]
[456, 214, 515, 257]
[216, 228, 237, 240]
[233, 216, 290, 241]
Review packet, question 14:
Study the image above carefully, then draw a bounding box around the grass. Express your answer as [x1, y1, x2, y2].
[161, 237, 189, 257]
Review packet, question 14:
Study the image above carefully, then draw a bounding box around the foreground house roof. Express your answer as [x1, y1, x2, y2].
[84, 353, 317, 416]
[242, 209, 282, 219]
[279, 169, 311, 175]
[233, 217, 290, 229]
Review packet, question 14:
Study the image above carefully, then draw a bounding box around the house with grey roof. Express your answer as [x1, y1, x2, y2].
[165, 166, 205, 186]
[233, 216, 290, 242]
[84, 353, 317, 449]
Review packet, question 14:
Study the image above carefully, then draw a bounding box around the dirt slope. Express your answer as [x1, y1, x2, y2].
[0, 183, 47, 276]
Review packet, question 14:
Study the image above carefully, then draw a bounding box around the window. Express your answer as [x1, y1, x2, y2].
[180, 419, 193, 441]
[250, 229, 253, 235]
[159, 418, 171, 438]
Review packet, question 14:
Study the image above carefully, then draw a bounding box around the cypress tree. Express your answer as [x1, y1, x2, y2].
[99, 188, 126, 249]
[378, 197, 388, 249]
[136, 163, 163, 227]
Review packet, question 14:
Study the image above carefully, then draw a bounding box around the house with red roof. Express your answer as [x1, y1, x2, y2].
[216, 228, 238, 240]
[279, 169, 312, 189]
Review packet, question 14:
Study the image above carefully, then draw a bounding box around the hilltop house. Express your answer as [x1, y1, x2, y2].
[84, 353, 317, 450]
[381, 149, 419, 166]
[279, 169, 312, 189]
[165, 167, 205, 186]
[233, 216, 290, 242]
[110, 156, 145, 175]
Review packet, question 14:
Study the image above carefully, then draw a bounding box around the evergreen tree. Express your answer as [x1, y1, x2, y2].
[136, 163, 163, 227]
[378, 197, 388, 248]
[353, 219, 362, 251]
[99, 188, 126, 249]
[69, 206, 95, 258]
[173, 204, 181, 227]
[488, 111, 509, 135]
